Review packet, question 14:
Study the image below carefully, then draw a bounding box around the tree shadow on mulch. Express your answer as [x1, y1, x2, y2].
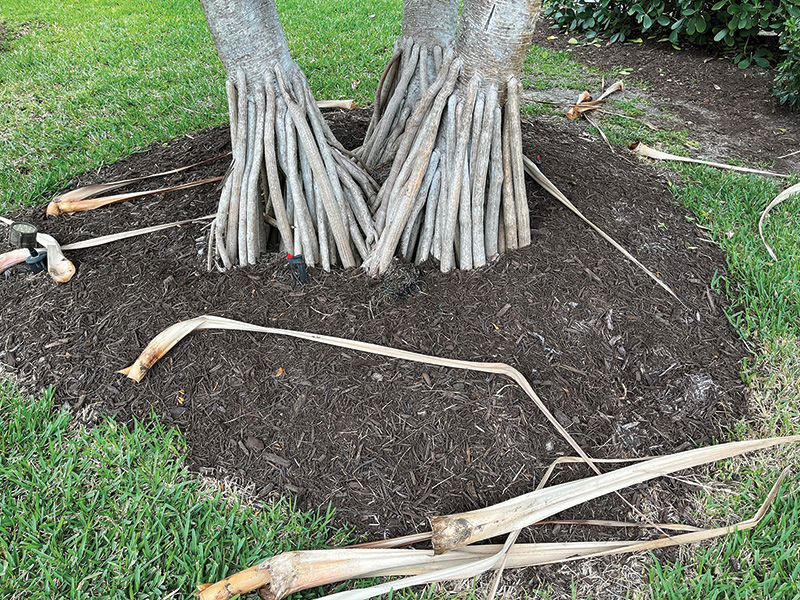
[1, 108, 746, 551]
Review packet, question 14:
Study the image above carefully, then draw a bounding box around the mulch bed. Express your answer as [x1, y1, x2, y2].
[1, 106, 746, 544]
[532, 17, 800, 171]
[11, 25, 794, 595]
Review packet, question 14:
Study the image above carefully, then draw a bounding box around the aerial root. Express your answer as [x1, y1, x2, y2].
[363, 74, 531, 276]
[210, 66, 378, 271]
[360, 37, 449, 170]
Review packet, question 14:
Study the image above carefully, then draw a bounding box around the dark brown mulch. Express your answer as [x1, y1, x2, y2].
[532, 17, 800, 172]
[1, 107, 745, 543]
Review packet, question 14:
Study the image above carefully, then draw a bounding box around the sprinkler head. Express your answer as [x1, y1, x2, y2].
[8, 222, 47, 273]
[9, 222, 38, 249]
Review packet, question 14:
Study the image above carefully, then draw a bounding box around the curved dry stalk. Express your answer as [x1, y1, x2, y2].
[47, 152, 228, 215]
[522, 155, 683, 304]
[630, 141, 789, 178]
[759, 181, 800, 261]
[430, 437, 798, 554]
[119, 314, 597, 472]
[0, 248, 32, 275]
[194, 462, 794, 600]
[46, 176, 223, 217]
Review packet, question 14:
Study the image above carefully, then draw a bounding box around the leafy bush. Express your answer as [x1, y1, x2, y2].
[544, 0, 800, 107]
[544, 0, 799, 66]
[773, 16, 800, 108]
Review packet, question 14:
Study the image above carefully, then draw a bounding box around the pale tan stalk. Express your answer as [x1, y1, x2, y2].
[631, 141, 788, 178]
[759, 181, 800, 260]
[507, 77, 530, 248]
[197, 467, 791, 600]
[523, 155, 681, 303]
[46, 152, 230, 216]
[119, 314, 597, 471]
[430, 438, 797, 553]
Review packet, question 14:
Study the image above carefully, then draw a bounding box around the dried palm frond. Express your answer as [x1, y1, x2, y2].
[759, 181, 800, 260]
[630, 142, 788, 178]
[195, 463, 793, 600]
[47, 153, 230, 210]
[119, 314, 595, 468]
[46, 177, 222, 216]
[523, 155, 681, 303]
[565, 81, 624, 120]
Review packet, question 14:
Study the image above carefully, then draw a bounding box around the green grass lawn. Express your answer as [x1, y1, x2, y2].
[0, 382, 348, 598]
[1, 0, 799, 598]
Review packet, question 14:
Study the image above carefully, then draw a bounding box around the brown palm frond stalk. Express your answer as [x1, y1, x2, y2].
[316, 100, 356, 110]
[429, 437, 797, 553]
[0, 248, 31, 274]
[118, 315, 595, 469]
[522, 155, 682, 303]
[46, 152, 231, 213]
[565, 80, 624, 120]
[46, 177, 223, 216]
[193, 464, 793, 600]
[759, 181, 800, 260]
[630, 141, 789, 178]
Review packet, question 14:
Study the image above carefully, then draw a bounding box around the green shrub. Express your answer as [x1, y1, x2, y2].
[773, 16, 800, 108]
[544, 0, 800, 67]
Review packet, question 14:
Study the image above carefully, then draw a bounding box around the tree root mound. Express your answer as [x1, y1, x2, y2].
[365, 57, 531, 275]
[360, 37, 449, 171]
[0, 113, 747, 552]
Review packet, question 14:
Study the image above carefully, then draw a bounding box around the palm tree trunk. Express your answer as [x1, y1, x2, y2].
[363, 0, 541, 275]
[200, 0, 378, 270]
[359, 0, 459, 170]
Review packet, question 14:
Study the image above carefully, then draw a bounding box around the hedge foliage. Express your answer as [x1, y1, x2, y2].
[773, 16, 800, 107]
[544, 0, 800, 107]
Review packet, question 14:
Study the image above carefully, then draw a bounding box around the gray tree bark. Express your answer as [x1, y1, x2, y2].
[200, 0, 378, 270]
[363, 0, 542, 275]
[359, 0, 459, 170]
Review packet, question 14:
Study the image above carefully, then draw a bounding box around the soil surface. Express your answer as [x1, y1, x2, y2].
[3, 28, 791, 597]
[532, 18, 800, 172]
[2, 112, 744, 527]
